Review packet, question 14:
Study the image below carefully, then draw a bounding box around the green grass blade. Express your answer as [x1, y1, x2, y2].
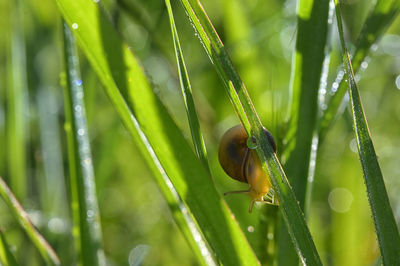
[335, 1, 400, 264]
[62, 23, 106, 266]
[278, 0, 330, 264]
[36, 89, 68, 218]
[116, 0, 169, 57]
[6, 0, 28, 200]
[319, 0, 400, 141]
[0, 229, 18, 266]
[54, 1, 259, 265]
[283, 0, 330, 210]
[178, 0, 322, 264]
[0, 177, 60, 265]
[165, 0, 210, 172]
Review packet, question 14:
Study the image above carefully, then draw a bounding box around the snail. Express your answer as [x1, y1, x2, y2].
[218, 124, 277, 212]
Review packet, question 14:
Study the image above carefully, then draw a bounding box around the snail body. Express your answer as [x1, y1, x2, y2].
[218, 124, 276, 212]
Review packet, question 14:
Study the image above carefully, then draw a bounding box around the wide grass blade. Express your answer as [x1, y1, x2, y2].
[283, 0, 330, 211]
[178, 0, 322, 264]
[54, 1, 259, 265]
[319, 0, 400, 141]
[6, 0, 28, 200]
[62, 23, 106, 266]
[278, 0, 330, 265]
[335, 1, 400, 264]
[0, 229, 18, 266]
[165, 0, 209, 172]
[0, 177, 60, 265]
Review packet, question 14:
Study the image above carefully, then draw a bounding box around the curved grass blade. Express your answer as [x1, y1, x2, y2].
[7, 0, 28, 200]
[165, 0, 210, 173]
[62, 23, 106, 266]
[178, 0, 322, 264]
[0, 229, 18, 266]
[319, 0, 400, 141]
[54, 1, 259, 265]
[278, 0, 330, 265]
[0, 177, 60, 265]
[335, 1, 400, 264]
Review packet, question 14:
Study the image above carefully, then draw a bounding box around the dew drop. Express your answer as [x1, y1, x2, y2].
[87, 209, 94, 218]
[395, 75, 400, 90]
[361, 61, 368, 69]
[246, 135, 258, 150]
[76, 91, 83, 99]
[349, 138, 358, 153]
[72, 23, 79, 30]
[371, 44, 378, 51]
[332, 82, 339, 92]
[128, 244, 150, 266]
[194, 234, 201, 242]
[247, 226, 255, 233]
[337, 70, 345, 79]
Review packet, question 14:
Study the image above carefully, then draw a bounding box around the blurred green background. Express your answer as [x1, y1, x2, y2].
[1, 0, 400, 265]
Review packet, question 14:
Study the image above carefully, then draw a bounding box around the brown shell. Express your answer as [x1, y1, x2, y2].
[218, 124, 276, 184]
[218, 125, 249, 183]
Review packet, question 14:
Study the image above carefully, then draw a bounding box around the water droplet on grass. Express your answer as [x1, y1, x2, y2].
[129, 244, 150, 266]
[246, 135, 258, 150]
[361, 61, 368, 69]
[395, 75, 400, 90]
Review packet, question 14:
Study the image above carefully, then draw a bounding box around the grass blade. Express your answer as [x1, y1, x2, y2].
[279, 0, 330, 264]
[0, 177, 60, 265]
[178, 0, 322, 264]
[6, 0, 28, 200]
[36, 89, 68, 218]
[54, 1, 259, 265]
[164, 5, 215, 260]
[0, 229, 18, 266]
[62, 23, 106, 266]
[283, 0, 330, 211]
[165, 0, 210, 172]
[319, 0, 400, 141]
[335, 1, 400, 264]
